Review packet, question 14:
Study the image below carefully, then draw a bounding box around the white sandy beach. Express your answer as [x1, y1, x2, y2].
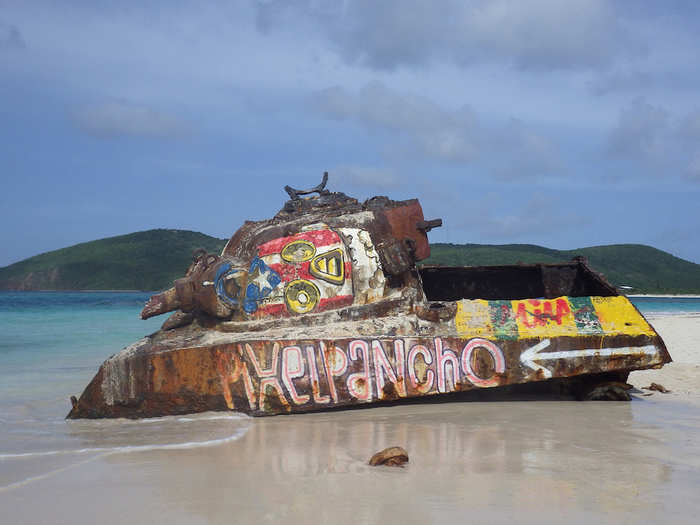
[629, 314, 700, 397]
[2, 314, 699, 524]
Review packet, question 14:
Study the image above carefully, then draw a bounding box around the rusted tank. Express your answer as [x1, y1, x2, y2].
[68, 174, 671, 418]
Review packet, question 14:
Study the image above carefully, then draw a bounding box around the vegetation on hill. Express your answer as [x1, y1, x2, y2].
[424, 243, 700, 294]
[2, 231, 700, 294]
[0, 230, 227, 291]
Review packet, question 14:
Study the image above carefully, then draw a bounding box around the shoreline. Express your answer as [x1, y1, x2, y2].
[628, 294, 700, 298]
[647, 312, 700, 319]
[0, 289, 154, 293]
[2, 290, 700, 297]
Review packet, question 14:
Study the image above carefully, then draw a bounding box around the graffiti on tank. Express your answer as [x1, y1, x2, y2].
[243, 258, 282, 313]
[216, 337, 508, 412]
[456, 295, 655, 339]
[214, 330, 665, 413]
[514, 298, 572, 327]
[242, 225, 355, 316]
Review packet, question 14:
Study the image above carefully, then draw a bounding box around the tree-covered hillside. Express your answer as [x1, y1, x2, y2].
[2, 232, 700, 294]
[0, 230, 227, 291]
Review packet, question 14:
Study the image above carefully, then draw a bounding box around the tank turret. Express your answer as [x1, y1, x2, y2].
[142, 172, 442, 324]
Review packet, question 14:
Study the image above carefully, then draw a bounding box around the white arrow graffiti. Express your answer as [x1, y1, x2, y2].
[519, 339, 660, 379]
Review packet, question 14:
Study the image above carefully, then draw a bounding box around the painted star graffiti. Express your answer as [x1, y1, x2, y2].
[243, 257, 282, 313]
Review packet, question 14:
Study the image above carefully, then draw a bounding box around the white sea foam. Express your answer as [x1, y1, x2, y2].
[0, 448, 103, 459]
[0, 453, 107, 492]
[62, 412, 250, 426]
[176, 414, 250, 422]
[647, 311, 700, 319]
[0, 423, 250, 460]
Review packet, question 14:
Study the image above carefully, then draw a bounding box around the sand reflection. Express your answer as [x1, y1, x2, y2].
[108, 401, 685, 524]
[4, 399, 697, 524]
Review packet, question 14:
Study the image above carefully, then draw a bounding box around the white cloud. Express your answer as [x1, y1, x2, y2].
[603, 101, 700, 182]
[0, 20, 25, 51]
[491, 119, 562, 180]
[607, 98, 668, 157]
[314, 82, 560, 179]
[447, 192, 582, 240]
[333, 165, 399, 190]
[588, 69, 655, 96]
[314, 82, 481, 162]
[74, 101, 187, 139]
[458, 0, 627, 70]
[256, 0, 637, 71]
[687, 154, 700, 180]
[678, 109, 700, 141]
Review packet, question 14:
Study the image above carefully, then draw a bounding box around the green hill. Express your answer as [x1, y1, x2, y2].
[0, 230, 227, 291]
[424, 243, 700, 294]
[2, 231, 700, 294]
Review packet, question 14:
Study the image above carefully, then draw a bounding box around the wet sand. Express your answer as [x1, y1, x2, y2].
[2, 315, 700, 524]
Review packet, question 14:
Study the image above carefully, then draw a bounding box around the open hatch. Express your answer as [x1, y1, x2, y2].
[419, 259, 618, 302]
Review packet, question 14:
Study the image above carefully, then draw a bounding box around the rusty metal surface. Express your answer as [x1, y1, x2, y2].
[67, 328, 669, 418]
[380, 199, 431, 262]
[68, 174, 672, 419]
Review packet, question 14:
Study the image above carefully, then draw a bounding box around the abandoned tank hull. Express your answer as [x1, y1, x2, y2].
[67, 176, 671, 418]
[68, 294, 670, 418]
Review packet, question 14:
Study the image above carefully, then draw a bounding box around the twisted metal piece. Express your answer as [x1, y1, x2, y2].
[284, 172, 329, 200]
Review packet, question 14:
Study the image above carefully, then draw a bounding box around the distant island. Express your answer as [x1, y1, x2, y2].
[0, 230, 226, 292]
[1, 229, 700, 294]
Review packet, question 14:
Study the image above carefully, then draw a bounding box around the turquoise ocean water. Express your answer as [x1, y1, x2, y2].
[628, 295, 700, 316]
[0, 292, 251, 491]
[0, 291, 698, 491]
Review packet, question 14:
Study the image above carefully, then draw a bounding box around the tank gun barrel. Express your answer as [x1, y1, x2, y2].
[417, 218, 442, 233]
[141, 287, 179, 319]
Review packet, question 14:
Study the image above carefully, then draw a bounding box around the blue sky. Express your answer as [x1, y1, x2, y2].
[2, 0, 700, 266]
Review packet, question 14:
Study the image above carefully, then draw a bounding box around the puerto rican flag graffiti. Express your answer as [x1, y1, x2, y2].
[243, 227, 354, 317]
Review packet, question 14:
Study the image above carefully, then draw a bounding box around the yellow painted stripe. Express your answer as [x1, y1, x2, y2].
[454, 296, 657, 339]
[455, 299, 493, 338]
[591, 296, 656, 336]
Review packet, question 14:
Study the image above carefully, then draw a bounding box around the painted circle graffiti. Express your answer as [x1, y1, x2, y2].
[281, 239, 316, 263]
[461, 338, 506, 387]
[284, 279, 320, 314]
[214, 262, 242, 309]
